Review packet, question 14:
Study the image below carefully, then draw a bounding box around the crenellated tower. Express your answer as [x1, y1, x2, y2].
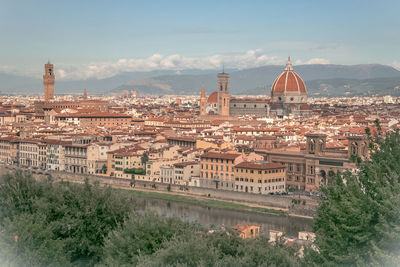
[43, 60, 55, 101]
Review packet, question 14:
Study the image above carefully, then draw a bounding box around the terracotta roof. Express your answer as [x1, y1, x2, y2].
[201, 152, 240, 160]
[271, 60, 307, 94]
[234, 162, 285, 170]
[167, 136, 196, 142]
[55, 112, 131, 118]
[173, 161, 199, 167]
[232, 222, 259, 232]
[207, 92, 218, 103]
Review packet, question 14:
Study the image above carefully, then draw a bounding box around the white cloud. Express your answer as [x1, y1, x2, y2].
[391, 61, 400, 70]
[295, 58, 330, 65]
[57, 49, 284, 80]
[0, 65, 16, 74]
[0, 50, 333, 80]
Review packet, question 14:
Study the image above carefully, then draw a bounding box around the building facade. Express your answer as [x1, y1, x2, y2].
[233, 162, 286, 194]
[200, 152, 240, 190]
[270, 57, 311, 117]
[256, 134, 368, 192]
[43, 61, 55, 101]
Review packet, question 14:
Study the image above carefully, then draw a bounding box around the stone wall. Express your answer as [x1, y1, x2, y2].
[0, 165, 318, 217]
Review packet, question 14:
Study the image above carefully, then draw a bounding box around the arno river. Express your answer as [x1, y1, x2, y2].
[135, 197, 313, 237]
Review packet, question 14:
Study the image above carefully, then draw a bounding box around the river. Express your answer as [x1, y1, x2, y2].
[135, 197, 313, 237]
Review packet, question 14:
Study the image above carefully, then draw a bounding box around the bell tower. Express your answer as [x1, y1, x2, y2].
[43, 60, 55, 101]
[217, 71, 230, 116]
[200, 84, 207, 116]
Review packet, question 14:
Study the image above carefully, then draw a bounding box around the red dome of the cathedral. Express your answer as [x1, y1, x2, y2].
[207, 92, 218, 103]
[271, 57, 307, 95]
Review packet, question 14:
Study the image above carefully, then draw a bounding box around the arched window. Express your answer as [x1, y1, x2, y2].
[309, 139, 315, 153]
[319, 139, 324, 152]
[351, 142, 358, 155]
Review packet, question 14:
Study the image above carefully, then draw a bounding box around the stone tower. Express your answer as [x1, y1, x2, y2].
[200, 84, 207, 116]
[306, 134, 327, 156]
[43, 60, 55, 101]
[347, 135, 368, 160]
[83, 89, 88, 100]
[217, 72, 230, 116]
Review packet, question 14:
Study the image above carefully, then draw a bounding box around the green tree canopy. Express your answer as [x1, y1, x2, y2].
[305, 128, 400, 266]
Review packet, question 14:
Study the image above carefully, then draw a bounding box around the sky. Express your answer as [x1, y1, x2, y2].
[1, 0, 399, 80]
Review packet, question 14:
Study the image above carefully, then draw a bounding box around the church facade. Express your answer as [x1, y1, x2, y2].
[200, 57, 311, 118]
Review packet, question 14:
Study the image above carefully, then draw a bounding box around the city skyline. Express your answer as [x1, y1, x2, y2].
[1, 0, 400, 80]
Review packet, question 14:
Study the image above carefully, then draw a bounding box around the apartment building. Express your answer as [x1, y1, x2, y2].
[45, 139, 66, 171]
[200, 152, 241, 190]
[19, 139, 40, 168]
[233, 162, 286, 194]
[256, 134, 368, 192]
[172, 161, 200, 186]
[64, 143, 89, 174]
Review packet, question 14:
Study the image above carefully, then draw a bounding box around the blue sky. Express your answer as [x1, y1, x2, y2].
[1, 0, 399, 79]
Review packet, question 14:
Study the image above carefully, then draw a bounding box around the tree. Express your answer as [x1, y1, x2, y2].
[305, 128, 400, 266]
[101, 213, 199, 266]
[141, 152, 149, 165]
[100, 164, 107, 174]
[0, 172, 130, 266]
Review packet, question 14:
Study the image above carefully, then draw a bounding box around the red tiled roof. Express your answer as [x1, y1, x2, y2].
[207, 92, 218, 103]
[271, 69, 307, 94]
[234, 162, 285, 170]
[201, 152, 240, 160]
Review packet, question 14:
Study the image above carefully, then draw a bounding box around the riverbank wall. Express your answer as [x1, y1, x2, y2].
[0, 165, 318, 217]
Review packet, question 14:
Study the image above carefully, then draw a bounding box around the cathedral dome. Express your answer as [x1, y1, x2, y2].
[271, 57, 307, 95]
[207, 92, 218, 103]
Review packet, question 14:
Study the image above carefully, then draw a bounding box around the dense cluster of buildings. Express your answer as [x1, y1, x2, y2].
[0, 60, 399, 194]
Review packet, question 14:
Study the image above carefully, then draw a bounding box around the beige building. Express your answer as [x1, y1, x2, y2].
[55, 112, 131, 128]
[0, 137, 18, 164]
[64, 143, 88, 174]
[233, 162, 286, 194]
[172, 161, 200, 186]
[232, 223, 261, 239]
[107, 146, 146, 178]
[46, 139, 66, 171]
[256, 134, 368, 192]
[87, 142, 109, 175]
[200, 152, 241, 190]
[19, 139, 40, 168]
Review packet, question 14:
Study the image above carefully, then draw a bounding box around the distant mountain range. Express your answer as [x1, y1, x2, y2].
[1, 64, 400, 97]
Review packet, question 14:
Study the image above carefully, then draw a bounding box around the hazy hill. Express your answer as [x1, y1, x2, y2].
[1, 64, 400, 96]
[113, 64, 400, 95]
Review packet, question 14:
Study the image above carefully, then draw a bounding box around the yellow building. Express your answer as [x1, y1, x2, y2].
[232, 222, 261, 239]
[107, 146, 146, 178]
[196, 139, 234, 150]
[233, 162, 286, 194]
[200, 152, 241, 190]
